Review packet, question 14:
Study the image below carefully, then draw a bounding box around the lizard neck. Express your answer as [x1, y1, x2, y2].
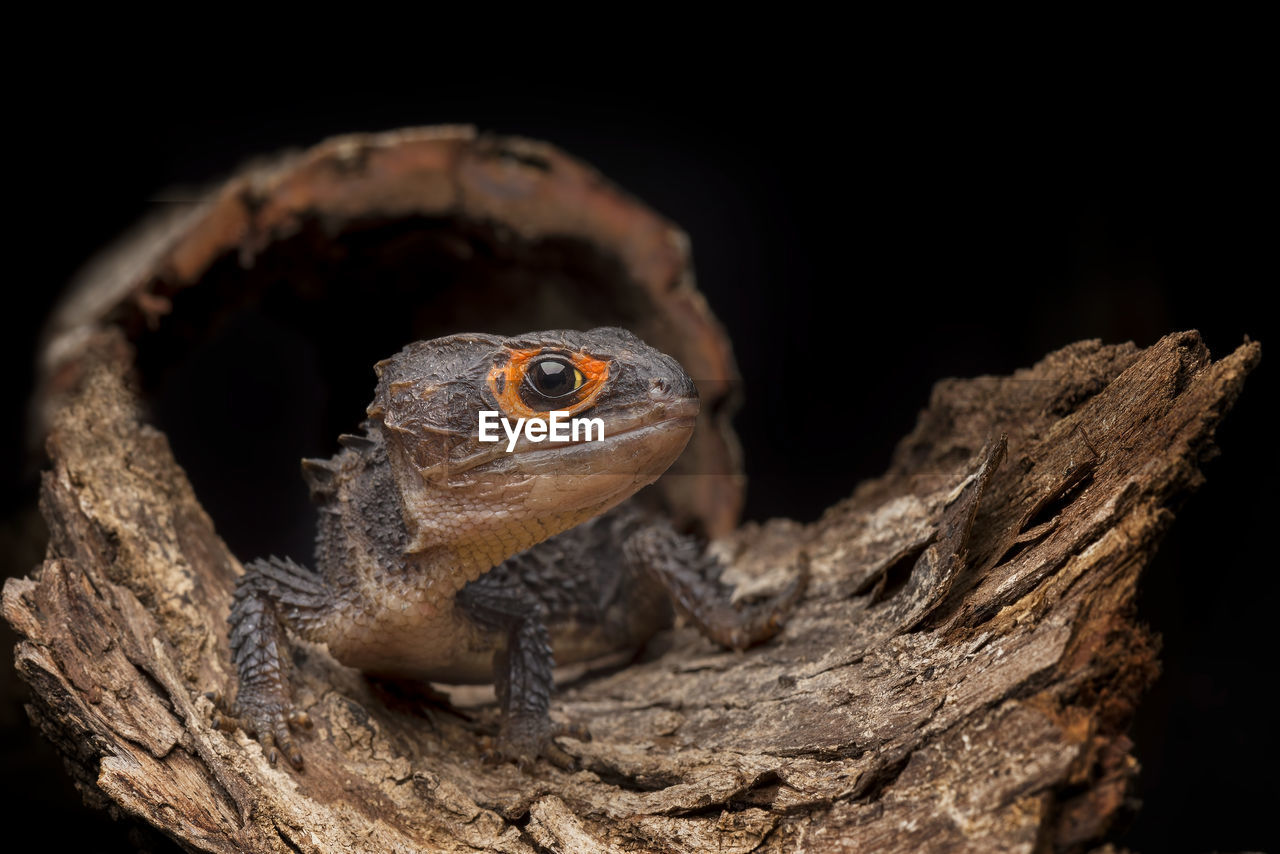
[406, 504, 611, 579]
[378, 422, 622, 581]
[312, 429, 606, 603]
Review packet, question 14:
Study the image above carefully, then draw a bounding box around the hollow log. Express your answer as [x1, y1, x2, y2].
[5, 128, 1261, 852]
[5, 326, 1257, 852]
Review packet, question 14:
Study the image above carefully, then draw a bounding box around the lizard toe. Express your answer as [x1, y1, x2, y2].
[271, 716, 305, 769]
[233, 685, 309, 769]
[492, 718, 581, 770]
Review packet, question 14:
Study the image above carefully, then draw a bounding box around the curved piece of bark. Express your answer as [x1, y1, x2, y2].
[3, 329, 1257, 851]
[33, 126, 743, 537]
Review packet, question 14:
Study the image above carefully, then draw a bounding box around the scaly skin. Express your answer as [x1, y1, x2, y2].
[226, 328, 802, 768]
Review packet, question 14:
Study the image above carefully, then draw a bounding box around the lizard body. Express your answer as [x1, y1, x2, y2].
[228, 328, 800, 768]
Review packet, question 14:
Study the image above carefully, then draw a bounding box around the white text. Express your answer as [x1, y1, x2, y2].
[478, 411, 606, 452]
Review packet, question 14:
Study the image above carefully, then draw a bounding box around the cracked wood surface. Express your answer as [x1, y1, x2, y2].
[3, 330, 1258, 852]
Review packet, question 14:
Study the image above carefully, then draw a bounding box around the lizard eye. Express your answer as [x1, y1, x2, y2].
[526, 357, 585, 400]
[489, 347, 609, 417]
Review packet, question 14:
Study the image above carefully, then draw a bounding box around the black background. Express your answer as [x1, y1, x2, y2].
[2, 57, 1274, 853]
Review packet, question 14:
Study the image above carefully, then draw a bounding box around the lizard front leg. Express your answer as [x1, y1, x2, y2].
[624, 520, 807, 651]
[225, 556, 329, 768]
[456, 571, 575, 768]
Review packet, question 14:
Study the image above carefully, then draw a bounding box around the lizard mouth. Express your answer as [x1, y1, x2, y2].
[596, 396, 700, 438]
[511, 396, 698, 454]
[442, 395, 699, 479]
[484, 394, 699, 476]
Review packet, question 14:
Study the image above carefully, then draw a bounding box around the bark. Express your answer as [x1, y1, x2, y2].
[4, 326, 1258, 853]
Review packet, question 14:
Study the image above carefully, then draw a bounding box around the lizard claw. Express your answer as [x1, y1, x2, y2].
[244, 701, 307, 770]
[214, 676, 310, 770]
[206, 690, 243, 734]
[486, 717, 585, 770]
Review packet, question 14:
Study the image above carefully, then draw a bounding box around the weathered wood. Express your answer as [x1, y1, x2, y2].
[4, 326, 1258, 852]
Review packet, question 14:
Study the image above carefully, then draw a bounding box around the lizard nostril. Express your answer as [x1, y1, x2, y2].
[651, 377, 671, 395]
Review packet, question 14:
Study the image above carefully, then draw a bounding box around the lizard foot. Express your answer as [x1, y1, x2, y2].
[627, 523, 811, 652]
[214, 682, 313, 769]
[484, 717, 587, 771]
[716, 562, 810, 651]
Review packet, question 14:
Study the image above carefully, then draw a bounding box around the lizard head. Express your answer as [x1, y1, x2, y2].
[367, 327, 698, 568]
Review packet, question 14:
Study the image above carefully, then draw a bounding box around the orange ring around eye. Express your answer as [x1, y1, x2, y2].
[488, 348, 610, 419]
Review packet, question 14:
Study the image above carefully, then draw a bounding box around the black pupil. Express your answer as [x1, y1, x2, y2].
[531, 359, 576, 398]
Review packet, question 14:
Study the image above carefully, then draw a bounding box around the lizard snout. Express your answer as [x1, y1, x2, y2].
[647, 353, 699, 407]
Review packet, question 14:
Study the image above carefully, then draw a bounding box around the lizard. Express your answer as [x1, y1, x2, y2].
[223, 327, 803, 769]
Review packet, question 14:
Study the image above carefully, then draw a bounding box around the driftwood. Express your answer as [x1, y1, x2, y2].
[4, 327, 1257, 852]
[4, 128, 1261, 851]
